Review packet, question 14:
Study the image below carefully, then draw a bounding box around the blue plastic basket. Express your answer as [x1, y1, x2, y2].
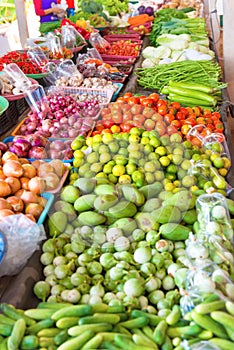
[37, 192, 55, 226]
[3, 136, 73, 163]
[112, 83, 123, 102]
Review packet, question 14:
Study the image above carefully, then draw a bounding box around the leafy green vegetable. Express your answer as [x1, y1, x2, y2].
[39, 21, 61, 34]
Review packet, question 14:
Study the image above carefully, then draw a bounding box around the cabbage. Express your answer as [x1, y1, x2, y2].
[142, 46, 171, 60]
[156, 34, 190, 51]
[142, 58, 157, 68]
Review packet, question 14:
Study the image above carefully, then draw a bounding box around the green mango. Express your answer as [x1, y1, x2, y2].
[182, 209, 197, 225]
[158, 191, 174, 201]
[226, 198, 234, 216]
[78, 211, 106, 226]
[48, 211, 67, 237]
[94, 184, 118, 197]
[54, 200, 77, 221]
[74, 194, 96, 213]
[121, 184, 145, 206]
[163, 190, 197, 211]
[135, 212, 160, 232]
[139, 182, 163, 199]
[151, 205, 181, 224]
[159, 223, 191, 241]
[110, 218, 137, 236]
[139, 198, 162, 212]
[94, 194, 119, 211]
[73, 177, 97, 193]
[108, 200, 137, 218]
[60, 185, 80, 203]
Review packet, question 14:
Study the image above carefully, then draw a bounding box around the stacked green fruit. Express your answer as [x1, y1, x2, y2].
[70, 128, 230, 195]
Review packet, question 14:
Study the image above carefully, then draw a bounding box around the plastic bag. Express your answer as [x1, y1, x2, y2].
[89, 32, 111, 52]
[61, 24, 86, 48]
[0, 214, 46, 277]
[180, 340, 220, 350]
[3, 63, 32, 91]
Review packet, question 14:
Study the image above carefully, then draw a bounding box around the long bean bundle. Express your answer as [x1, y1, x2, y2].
[136, 60, 227, 93]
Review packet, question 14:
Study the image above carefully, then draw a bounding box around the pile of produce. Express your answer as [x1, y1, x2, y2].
[136, 60, 226, 98]
[15, 92, 101, 139]
[0, 51, 42, 75]
[93, 93, 224, 137]
[2, 135, 73, 161]
[97, 40, 141, 57]
[1, 4, 234, 350]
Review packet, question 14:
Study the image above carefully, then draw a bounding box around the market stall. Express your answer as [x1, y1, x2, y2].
[0, 1, 234, 349]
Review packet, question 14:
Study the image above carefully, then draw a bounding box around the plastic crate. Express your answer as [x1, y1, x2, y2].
[15, 98, 29, 115]
[0, 101, 19, 136]
[3, 136, 73, 164]
[37, 192, 55, 225]
[59, 86, 114, 113]
[101, 55, 137, 64]
[112, 83, 123, 102]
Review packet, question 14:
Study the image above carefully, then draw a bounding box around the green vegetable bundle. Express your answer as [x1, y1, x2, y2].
[136, 60, 227, 93]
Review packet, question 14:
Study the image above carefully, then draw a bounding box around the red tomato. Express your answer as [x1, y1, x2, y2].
[101, 107, 111, 116]
[121, 104, 132, 113]
[92, 130, 102, 136]
[184, 117, 196, 127]
[151, 113, 163, 123]
[171, 120, 181, 129]
[157, 99, 167, 108]
[141, 98, 154, 108]
[102, 120, 114, 128]
[127, 96, 140, 105]
[123, 92, 133, 100]
[148, 93, 159, 103]
[212, 111, 221, 119]
[164, 113, 175, 124]
[139, 95, 147, 104]
[170, 101, 181, 110]
[116, 97, 126, 103]
[157, 105, 168, 116]
[179, 107, 189, 117]
[120, 123, 132, 132]
[176, 111, 185, 121]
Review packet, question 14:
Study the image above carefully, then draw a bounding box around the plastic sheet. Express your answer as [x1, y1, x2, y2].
[0, 214, 46, 277]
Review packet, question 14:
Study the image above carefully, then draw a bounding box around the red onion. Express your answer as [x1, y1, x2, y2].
[49, 149, 62, 159]
[9, 144, 28, 158]
[63, 149, 73, 159]
[13, 138, 31, 152]
[28, 146, 47, 159]
[60, 117, 68, 125]
[27, 122, 37, 132]
[0, 142, 8, 152]
[68, 129, 79, 138]
[60, 130, 69, 138]
[50, 140, 64, 151]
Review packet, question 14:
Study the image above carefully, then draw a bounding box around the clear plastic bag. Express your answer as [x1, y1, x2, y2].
[61, 25, 86, 48]
[180, 340, 220, 350]
[0, 214, 46, 277]
[89, 32, 111, 52]
[3, 63, 32, 91]
[46, 32, 63, 56]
